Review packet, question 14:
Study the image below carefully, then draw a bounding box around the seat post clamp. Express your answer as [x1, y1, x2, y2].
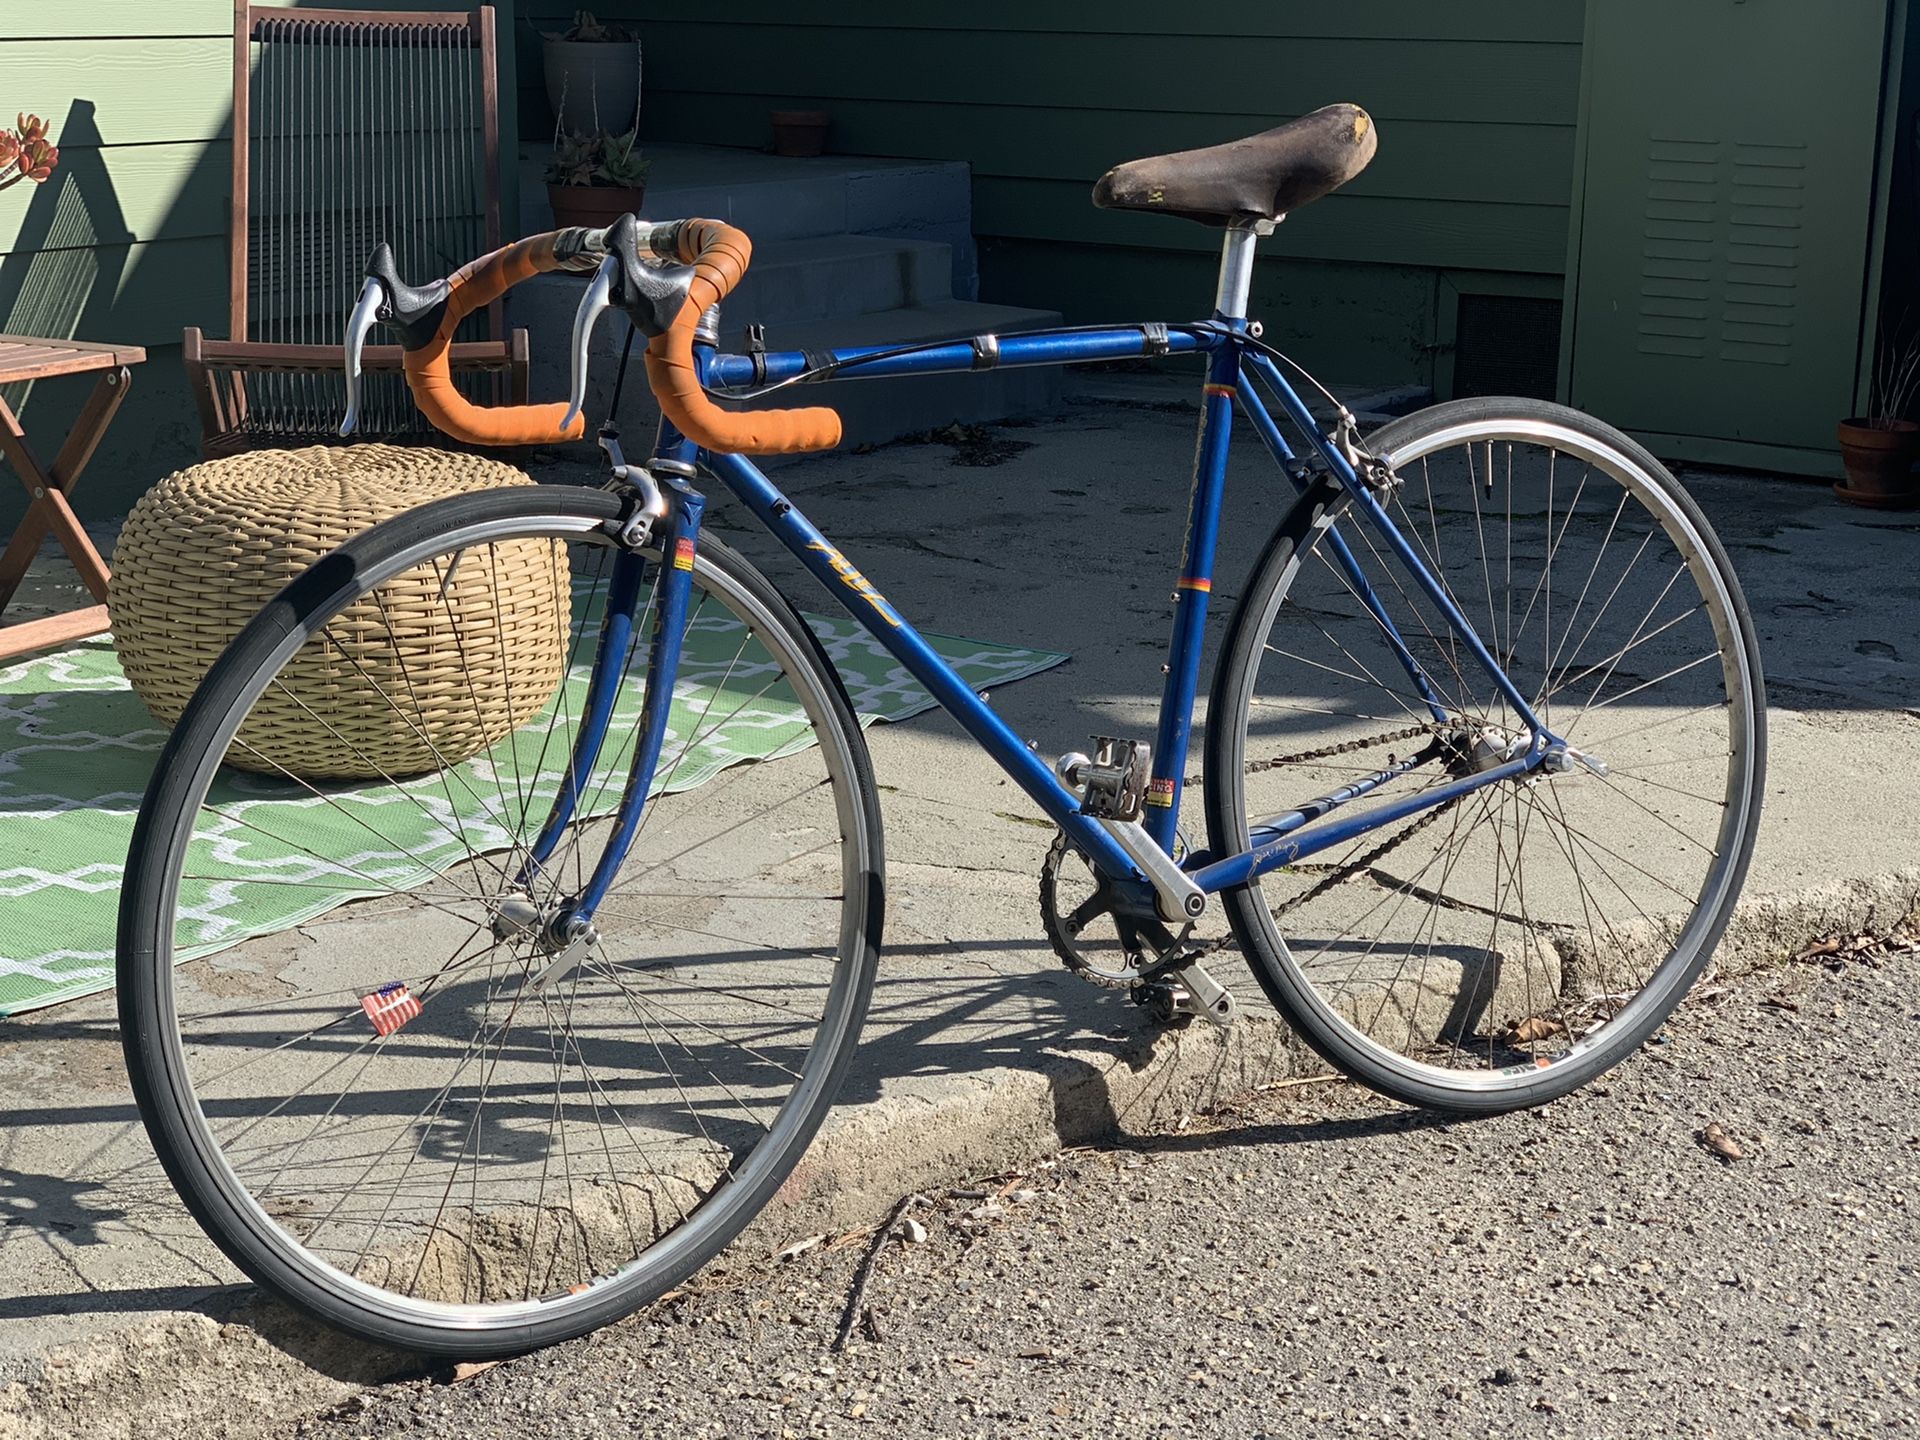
[1140, 322, 1172, 357]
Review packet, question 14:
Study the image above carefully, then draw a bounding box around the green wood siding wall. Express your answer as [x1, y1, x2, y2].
[1, 3, 234, 359]
[0, 1, 518, 522]
[514, 3, 1584, 383]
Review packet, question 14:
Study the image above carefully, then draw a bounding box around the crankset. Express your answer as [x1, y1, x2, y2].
[1039, 719, 1460, 1026]
[1038, 832, 1239, 1028]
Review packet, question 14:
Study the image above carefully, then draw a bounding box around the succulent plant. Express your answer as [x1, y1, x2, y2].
[548, 10, 635, 43]
[0, 113, 58, 190]
[596, 128, 649, 188]
[545, 131, 600, 188]
[545, 128, 650, 190]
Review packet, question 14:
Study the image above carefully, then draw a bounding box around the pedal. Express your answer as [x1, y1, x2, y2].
[1055, 736, 1152, 822]
[1134, 961, 1238, 1030]
[1167, 961, 1237, 1029]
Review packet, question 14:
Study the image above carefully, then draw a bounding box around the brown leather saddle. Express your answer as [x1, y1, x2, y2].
[1092, 103, 1376, 227]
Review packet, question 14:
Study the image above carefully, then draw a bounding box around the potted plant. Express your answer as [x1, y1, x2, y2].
[0, 112, 60, 190]
[543, 11, 641, 138]
[1837, 330, 1920, 508]
[545, 127, 650, 229]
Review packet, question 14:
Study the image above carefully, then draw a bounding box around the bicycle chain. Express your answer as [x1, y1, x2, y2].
[1173, 790, 1462, 965]
[1180, 722, 1438, 788]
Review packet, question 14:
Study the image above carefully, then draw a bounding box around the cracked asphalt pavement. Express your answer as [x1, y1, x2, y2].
[289, 942, 1919, 1440]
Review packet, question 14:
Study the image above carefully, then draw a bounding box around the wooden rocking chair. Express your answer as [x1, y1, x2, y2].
[184, 2, 529, 457]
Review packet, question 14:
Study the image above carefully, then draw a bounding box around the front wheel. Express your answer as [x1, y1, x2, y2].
[118, 486, 884, 1355]
[1205, 397, 1765, 1112]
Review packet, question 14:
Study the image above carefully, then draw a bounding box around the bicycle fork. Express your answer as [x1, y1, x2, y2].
[497, 475, 706, 964]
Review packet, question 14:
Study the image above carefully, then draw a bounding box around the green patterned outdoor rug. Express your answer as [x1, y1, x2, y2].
[0, 618, 1066, 1017]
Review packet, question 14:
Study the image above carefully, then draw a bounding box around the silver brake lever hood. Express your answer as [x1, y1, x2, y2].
[562, 254, 618, 434]
[338, 276, 386, 437]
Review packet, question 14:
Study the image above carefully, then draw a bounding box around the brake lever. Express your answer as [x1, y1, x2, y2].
[563, 215, 698, 432]
[562, 254, 617, 434]
[338, 275, 386, 437]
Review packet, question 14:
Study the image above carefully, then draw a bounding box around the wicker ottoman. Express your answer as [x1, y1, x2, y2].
[110, 444, 568, 781]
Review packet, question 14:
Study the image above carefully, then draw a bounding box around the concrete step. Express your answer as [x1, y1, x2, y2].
[727, 234, 953, 327]
[519, 142, 978, 300]
[509, 285, 1065, 460]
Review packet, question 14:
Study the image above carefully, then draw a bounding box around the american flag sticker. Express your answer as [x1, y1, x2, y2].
[361, 982, 423, 1037]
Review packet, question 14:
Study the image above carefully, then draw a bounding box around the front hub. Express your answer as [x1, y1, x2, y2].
[490, 893, 589, 956]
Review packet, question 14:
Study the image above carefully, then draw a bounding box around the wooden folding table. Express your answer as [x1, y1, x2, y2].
[0, 335, 145, 660]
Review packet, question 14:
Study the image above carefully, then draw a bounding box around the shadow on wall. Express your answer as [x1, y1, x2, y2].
[0, 103, 134, 348]
[0, 99, 224, 531]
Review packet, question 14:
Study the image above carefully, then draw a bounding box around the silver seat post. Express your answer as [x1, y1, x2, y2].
[1213, 220, 1276, 321]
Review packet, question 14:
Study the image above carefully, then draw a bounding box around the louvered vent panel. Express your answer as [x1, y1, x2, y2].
[1635, 135, 1801, 370]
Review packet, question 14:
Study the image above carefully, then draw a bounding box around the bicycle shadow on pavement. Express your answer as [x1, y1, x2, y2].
[0, 997, 421, 1378]
[0, 1133, 421, 1381]
[1127, 1101, 1456, 1158]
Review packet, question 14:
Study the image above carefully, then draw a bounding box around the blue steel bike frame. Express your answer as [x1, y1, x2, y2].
[546, 272, 1563, 931]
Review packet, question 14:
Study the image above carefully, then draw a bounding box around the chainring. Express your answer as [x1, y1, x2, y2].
[1038, 833, 1154, 989]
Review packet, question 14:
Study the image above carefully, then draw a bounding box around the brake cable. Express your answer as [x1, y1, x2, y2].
[605, 320, 638, 420]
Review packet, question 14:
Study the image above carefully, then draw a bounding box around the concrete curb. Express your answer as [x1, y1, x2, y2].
[5, 867, 1916, 1439]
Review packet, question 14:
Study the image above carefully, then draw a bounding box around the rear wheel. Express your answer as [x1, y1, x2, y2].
[1205, 398, 1765, 1112]
[118, 486, 884, 1355]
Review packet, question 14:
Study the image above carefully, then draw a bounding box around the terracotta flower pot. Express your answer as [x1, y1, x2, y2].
[1835, 417, 1920, 509]
[770, 109, 829, 158]
[547, 182, 646, 230]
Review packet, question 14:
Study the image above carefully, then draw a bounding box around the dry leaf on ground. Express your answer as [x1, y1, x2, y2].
[1506, 1015, 1564, 1044]
[1700, 1122, 1743, 1161]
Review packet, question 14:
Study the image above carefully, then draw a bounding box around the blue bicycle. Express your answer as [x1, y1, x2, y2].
[118, 106, 1765, 1355]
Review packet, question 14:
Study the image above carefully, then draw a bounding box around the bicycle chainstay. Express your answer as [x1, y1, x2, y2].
[1042, 722, 1454, 981]
[1181, 722, 1460, 960]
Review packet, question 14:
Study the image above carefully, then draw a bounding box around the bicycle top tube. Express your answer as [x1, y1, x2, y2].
[704, 322, 1221, 393]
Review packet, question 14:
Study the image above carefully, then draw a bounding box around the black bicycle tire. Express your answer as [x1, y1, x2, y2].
[117, 485, 886, 1355]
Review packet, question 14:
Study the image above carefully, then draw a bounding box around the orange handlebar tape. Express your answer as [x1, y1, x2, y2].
[400, 232, 584, 448]
[643, 219, 842, 456]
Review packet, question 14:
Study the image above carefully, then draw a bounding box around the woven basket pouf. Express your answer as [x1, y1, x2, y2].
[110, 444, 568, 781]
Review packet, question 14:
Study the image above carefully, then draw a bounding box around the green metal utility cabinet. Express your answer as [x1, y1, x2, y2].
[1562, 0, 1912, 477]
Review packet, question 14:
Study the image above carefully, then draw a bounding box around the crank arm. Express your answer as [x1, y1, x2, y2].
[1165, 961, 1238, 1029]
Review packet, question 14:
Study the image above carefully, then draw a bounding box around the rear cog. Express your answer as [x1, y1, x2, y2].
[1039, 832, 1153, 988]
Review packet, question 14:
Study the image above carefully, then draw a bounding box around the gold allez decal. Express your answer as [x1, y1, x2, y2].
[807, 541, 902, 627]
